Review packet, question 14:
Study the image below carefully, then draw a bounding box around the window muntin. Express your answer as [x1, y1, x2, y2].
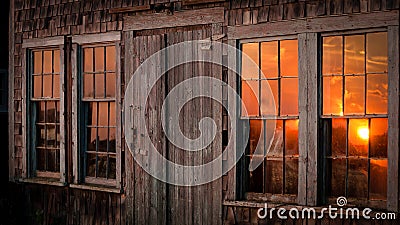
[81, 45, 117, 183]
[322, 32, 388, 201]
[241, 39, 299, 196]
[30, 49, 61, 177]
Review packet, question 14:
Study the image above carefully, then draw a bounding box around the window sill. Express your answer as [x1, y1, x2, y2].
[69, 184, 122, 194]
[19, 178, 67, 187]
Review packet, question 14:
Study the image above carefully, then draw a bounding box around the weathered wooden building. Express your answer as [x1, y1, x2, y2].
[7, 0, 400, 224]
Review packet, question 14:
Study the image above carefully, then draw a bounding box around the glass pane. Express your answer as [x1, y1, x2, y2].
[285, 120, 298, 156]
[46, 125, 56, 147]
[56, 102, 60, 123]
[46, 101, 56, 123]
[36, 125, 46, 147]
[84, 48, 93, 72]
[370, 118, 388, 158]
[56, 125, 60, 148]
[331, 118, 347, 157]
[98, 155, 107, 178]
[348, 158, 368, 199]
[95, 47, 105, 72]
[33, 75, 42, 98]
[87, 128, 97, 152]
[97, 128, 108, 152]
[88, 102, 98, 126]
[267, 120, 283, 157]
[260, 80, 278, 116]
[280, 40, 298, 77]
[43, 51, 53, 74]
[37, 102, 45, 123]
[285, 158, 298, 194]
[367, 32, 388, 73]
[106, 73, 116, 97]
[106, 46, 116, 71]
[329, 158, 346, 197]
[83, 74, 94, 98]
[248, 157, 264, 193]
[98, 102, 109, 126]
[249, 120, 263, 156]
[53, 74, 60, 98]
[266, 159, 283, 194]
[323, 76, 343, 115]
[280, 78, 298, 116]
[348, 119, 369, 157]
[53, 50, 60, 73]
[47, 150, 56, 172]
[109, 156, 116, 179]
[369, 159, 387, 200]
[241, 80, 259, 117]
[109, 128, 116, 153]
[42, 75, 52, 98]
[86, 153, 96, 177]
[95, 73, 105, 98]
[261, 41, 278, 78]
[367, 74, 388, 114]
[33, 51, 42, 74]
[242, 43, 259, 79]
[323, 36, 343, 75]
[344, 35, 365, 75]
[344, 76, 365, 115]
[36, 148, 46, 171]
[109, 102, 116, 127]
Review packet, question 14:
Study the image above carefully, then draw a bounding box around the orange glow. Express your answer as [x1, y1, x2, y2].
[357, 127, 369, 140]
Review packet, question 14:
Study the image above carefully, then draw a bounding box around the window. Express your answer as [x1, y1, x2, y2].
[78, 43, 118, 186]
[322, 32, 388, 201]
[241, 39, 299, 197]
[28, 48, 63, 179]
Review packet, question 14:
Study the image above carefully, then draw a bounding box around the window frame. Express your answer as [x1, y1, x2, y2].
[71, 32, 122, 190]
[21, 37, 66, 184]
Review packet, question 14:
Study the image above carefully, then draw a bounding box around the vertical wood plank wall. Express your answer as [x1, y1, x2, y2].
[8, 0, 400, 224]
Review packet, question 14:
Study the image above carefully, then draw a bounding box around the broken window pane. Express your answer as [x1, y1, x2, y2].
[280, 78, 298, 116]
[242, 43, 259, 79]
[367, 32, 387, 74]
[323, 36, 343, 75]
[344, 35, 365, 75]
[323, 76, 343, 115]
[370, 118, 388, 158]
[261, 41, 278, 78]
[344, 76, 365, 115]
[241, 80, 259, 117]
[248, 158, 264, 193]
[348, 158, 368, 199]
[367, 74, 388, 114]
[348, 119, 369, 157]
[280, 40, 298, 77]
[369, 159, 387, 200]
[260, 79, 278, 116]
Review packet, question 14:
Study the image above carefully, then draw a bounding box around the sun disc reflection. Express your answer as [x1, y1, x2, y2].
[357, 127, 369, 140]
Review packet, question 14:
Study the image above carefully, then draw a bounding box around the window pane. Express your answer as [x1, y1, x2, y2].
[370, 118, 388, 158]
[84, 48, 93, 72]
[344, 35, 365, 75]
[260, 80, 278, 116]
[95, 47, 105, 72]
[36, 125, 46, 147]
[109, 156, 117, 179]
[56, 102, 60, 123]
[109, 128, 116, 153]
[329, 158, 346, 197]
[331, 118, 347, 157]
[248, 158, 264, 193]
[83, 74, 94, 98]
[249, 120, 263, 156]
[87, 128, 97, 152]
[43, 51, 53, 74]
[266, 159, 283, 194]
[280, 40, 298, 77]
[46, 101, 56, 123]
[369, 159, 387, 200]
[46, 125, 56, 147]
[98, 155, 108, 178]
[348, 158, 368, 199]
[33, 51, 42, 74]
[242, 43, 259, 79]
[86, 153, 96, 177]
[42, 75, 52, 98]
[88, 102, 98, 126]
[97, 128, 108, 152]
[47, 150, 56, 172]
[267, 120, 283, 157]
[348, 119, 369, 157]
[323, 36, 343, 75]
[344, 76, 365, 115]
[95, 73, 105, 98]
[323, 76, 343, 115]
[367, 32, 387, 73]
[56, 125, 60, 148]
[53, 50, 60, 73]
[98, 102, 109, 127]
[37, 102, 45, 123]
[261, 41, 278, 78]
[109, 102, 116, 127]
[106, 46, 116, 71]
[285, 158, 298, 194]
[106, 73, 116, 97]
[36, 148, 46, 171]
[53, 74, 60, 98]
[33, 75, 42, 98]
[241, 80, 259, 117]
[285, 120, 298, 156]
[367, 74, 388, 114]
[280, 78, 298, 116]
